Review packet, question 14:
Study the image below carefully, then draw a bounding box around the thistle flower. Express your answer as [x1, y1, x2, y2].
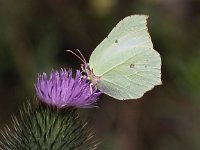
[35, 68, 101, 108]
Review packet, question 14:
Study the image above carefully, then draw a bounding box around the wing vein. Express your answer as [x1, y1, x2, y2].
[127, 72, 161, 84]
[102, 78, 136, 98]
[101, 48, 154, 76]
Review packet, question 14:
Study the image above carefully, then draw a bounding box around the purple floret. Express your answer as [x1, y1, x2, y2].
[35, 68, 101, 108]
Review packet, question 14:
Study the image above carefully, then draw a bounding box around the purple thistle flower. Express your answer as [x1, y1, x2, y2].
[35, 68, 101, 108]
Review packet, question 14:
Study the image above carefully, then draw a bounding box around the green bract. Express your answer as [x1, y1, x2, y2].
[0, 102, 98, 150]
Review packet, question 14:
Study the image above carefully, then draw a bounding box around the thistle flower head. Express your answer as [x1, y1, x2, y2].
[35, 68, 101, 108]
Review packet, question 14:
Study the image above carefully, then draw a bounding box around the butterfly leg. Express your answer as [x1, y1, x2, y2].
[89, 83, 93, 94]
[89, 82, 98, 94]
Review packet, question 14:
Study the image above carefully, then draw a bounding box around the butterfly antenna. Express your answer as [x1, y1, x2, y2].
[76, 49, 87, 63]
[66, 50, 85, 64]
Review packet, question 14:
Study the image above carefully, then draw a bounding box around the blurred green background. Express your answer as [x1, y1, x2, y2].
[0, 0, 200, 149]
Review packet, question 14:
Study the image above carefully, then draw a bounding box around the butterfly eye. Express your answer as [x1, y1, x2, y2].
[80, 69, 87, 78]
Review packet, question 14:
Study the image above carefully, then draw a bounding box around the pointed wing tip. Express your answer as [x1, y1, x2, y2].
[126, 14, 150, 30]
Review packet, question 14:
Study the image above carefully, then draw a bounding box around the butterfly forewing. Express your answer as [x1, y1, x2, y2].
[89, 15, 153, 74]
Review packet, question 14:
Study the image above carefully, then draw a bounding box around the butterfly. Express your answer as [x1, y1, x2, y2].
[67, 15, 161, 100]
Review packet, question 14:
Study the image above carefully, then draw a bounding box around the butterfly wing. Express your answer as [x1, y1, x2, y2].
[89, 15, 161, 100]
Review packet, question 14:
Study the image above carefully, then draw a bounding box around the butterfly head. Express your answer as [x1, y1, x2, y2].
[66, 49, 100, 85]
[66, 49, 91, 72]
[81, 63, 92, 77]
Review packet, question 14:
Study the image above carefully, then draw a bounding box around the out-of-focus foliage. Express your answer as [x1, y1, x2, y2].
[0, 0, 200, 150]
